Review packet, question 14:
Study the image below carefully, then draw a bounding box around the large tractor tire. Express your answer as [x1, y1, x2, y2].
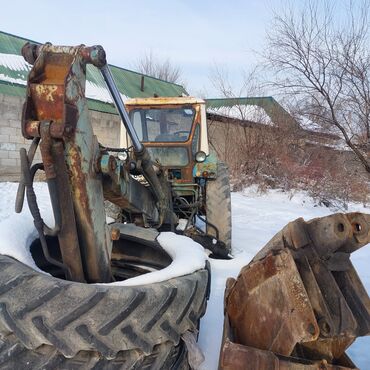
[206, 162, 232, 253]
[0, 334, 189, 370]
[0, 229, 209, 369]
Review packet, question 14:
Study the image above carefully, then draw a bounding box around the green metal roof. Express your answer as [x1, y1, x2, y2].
[0, 81, 25, 98]
[0, 80, 118, 114]
[0, 31, 187, 114]
[205, 96, 298, 127]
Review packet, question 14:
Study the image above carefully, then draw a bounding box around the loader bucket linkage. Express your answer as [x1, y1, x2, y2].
[220, 212, 370, 369]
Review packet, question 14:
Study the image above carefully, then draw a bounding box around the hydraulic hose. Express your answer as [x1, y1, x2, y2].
[98, 61, 175, 226]
[15, 137, 40, 213]
[20, 148, 70, 279]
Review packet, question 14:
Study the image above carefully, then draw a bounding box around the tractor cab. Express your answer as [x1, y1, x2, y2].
[124, 97, 210, 183]
[123, 97, 228, 254]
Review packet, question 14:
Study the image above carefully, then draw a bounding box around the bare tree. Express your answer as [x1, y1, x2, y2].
[209, 65, 271, 121]
[207, 59, 368, 205]
[265, 0, 370, 173]
[208, 66, 299, 183]
[135, 51, 182, 84]
[207, 66, 268, 164]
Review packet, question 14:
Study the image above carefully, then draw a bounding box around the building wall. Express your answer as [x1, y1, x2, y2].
[207, 115, 367, 188]
[207, 116, 280, 171]
[0, 93, 121, 181]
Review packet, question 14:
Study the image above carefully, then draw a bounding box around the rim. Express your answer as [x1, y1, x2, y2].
[30, 234, 172, 282]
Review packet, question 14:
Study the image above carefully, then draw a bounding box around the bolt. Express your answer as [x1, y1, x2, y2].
[64, 126, 73, 135]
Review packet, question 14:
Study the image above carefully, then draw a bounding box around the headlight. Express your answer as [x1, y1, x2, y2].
[195, 151, 206, 163]
[118, 151, 128, 161]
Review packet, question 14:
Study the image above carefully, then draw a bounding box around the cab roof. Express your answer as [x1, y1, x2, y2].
[124, 96, 206, 106]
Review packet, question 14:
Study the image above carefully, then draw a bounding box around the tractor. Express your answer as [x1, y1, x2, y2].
[0, 42, 227, 369]
[122, 97, 231, 256]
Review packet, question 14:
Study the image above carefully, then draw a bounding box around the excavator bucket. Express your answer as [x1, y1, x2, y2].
[219, 213, 370, 369]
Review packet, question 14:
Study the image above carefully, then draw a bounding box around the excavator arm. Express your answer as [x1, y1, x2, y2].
[16, 42, 174, 283]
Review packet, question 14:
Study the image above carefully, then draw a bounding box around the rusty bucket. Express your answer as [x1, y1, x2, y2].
[219, 213, 370, 369]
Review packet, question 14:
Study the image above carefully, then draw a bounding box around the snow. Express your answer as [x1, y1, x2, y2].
[85, 80, 129, 104]
[0, 53, 31, 73]
[0, 182, 54, 274]
[299, 115, 326, 133]
[0, 182, 368, 367]
[0, 183, 207, 287]
[299, 114, 347, 151]
[0, 54, 30, 86]
[176, 218, 188, 231]
[103, 232, 207, 287]
[0, 73, 27, 85]
[207, 105, 273, 125]
[198, 186, 370, 370]
[305, 138, 351, 152]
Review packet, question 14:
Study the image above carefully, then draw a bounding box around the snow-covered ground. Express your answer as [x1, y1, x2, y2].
[198, 187, 370, 370]
[0, 183, 369, 368]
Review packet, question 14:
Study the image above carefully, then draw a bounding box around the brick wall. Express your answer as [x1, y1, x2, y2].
[0, 93, 121, 181]
[89, 110, 122, 149]
[207, 116, 266, 170]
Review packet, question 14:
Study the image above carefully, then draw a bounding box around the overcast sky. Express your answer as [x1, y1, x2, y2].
[0, 1, 287, 96]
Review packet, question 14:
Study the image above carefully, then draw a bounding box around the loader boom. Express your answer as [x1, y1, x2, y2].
[17, 42, 174, 283]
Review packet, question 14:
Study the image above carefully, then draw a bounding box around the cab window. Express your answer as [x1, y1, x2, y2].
[130, 107, 195, 142]
[192, 124, 200, 155]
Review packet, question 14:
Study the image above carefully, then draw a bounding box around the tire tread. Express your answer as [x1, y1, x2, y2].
[0, 255, 208, 362]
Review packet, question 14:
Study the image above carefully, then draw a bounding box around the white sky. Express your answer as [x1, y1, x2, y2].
[0, 0, 291, 96]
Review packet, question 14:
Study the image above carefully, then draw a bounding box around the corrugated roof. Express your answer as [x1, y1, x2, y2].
[0, 80, 118, 114]
[0, 31, 187, 114]
[125, 96, 205, 106]
[206, 96, 298, 127]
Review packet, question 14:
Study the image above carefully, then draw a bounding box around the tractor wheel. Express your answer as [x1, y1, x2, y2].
[206, 162, 232, 253]
[0, 231, 209, 369]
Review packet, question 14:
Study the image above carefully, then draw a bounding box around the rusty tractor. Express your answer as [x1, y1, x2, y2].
[0, 41, 366, 369]
[1, 41, 228, 369]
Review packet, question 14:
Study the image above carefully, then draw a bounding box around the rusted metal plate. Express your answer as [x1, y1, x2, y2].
[226, 250, 319, 356]
[220, 338, 358, 370]
[30, 84, 64, 122]
[23, 120, 40, 138]
[193, 152, 217, 178]
[52, 141, 85, 282]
